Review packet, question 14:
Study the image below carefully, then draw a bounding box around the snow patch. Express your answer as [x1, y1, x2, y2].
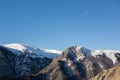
[44, 49, 62, 54]
[91, 50, 120, 64]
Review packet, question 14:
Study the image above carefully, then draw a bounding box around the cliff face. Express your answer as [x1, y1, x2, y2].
[90, 66, 120, 80]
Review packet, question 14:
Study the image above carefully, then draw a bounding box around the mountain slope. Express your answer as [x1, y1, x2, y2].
[90, 66, 120, 80]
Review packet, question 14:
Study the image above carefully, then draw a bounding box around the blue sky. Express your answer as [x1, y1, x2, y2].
[0, 0, 120, 50]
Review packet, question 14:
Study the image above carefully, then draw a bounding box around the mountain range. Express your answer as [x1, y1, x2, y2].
[0, 43, 120, 80]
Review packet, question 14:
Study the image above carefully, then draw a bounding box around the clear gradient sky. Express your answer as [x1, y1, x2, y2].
[0, 0, 120, 50]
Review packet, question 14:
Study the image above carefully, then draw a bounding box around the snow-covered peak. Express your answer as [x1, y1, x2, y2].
[3, 43, 62, 59]
[63, 46, 91, 61]
[75, 46, 91, 56]
[69, 46, 91, 56]
[75, 46, 91, 61]
[75, 46, 84, 50]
